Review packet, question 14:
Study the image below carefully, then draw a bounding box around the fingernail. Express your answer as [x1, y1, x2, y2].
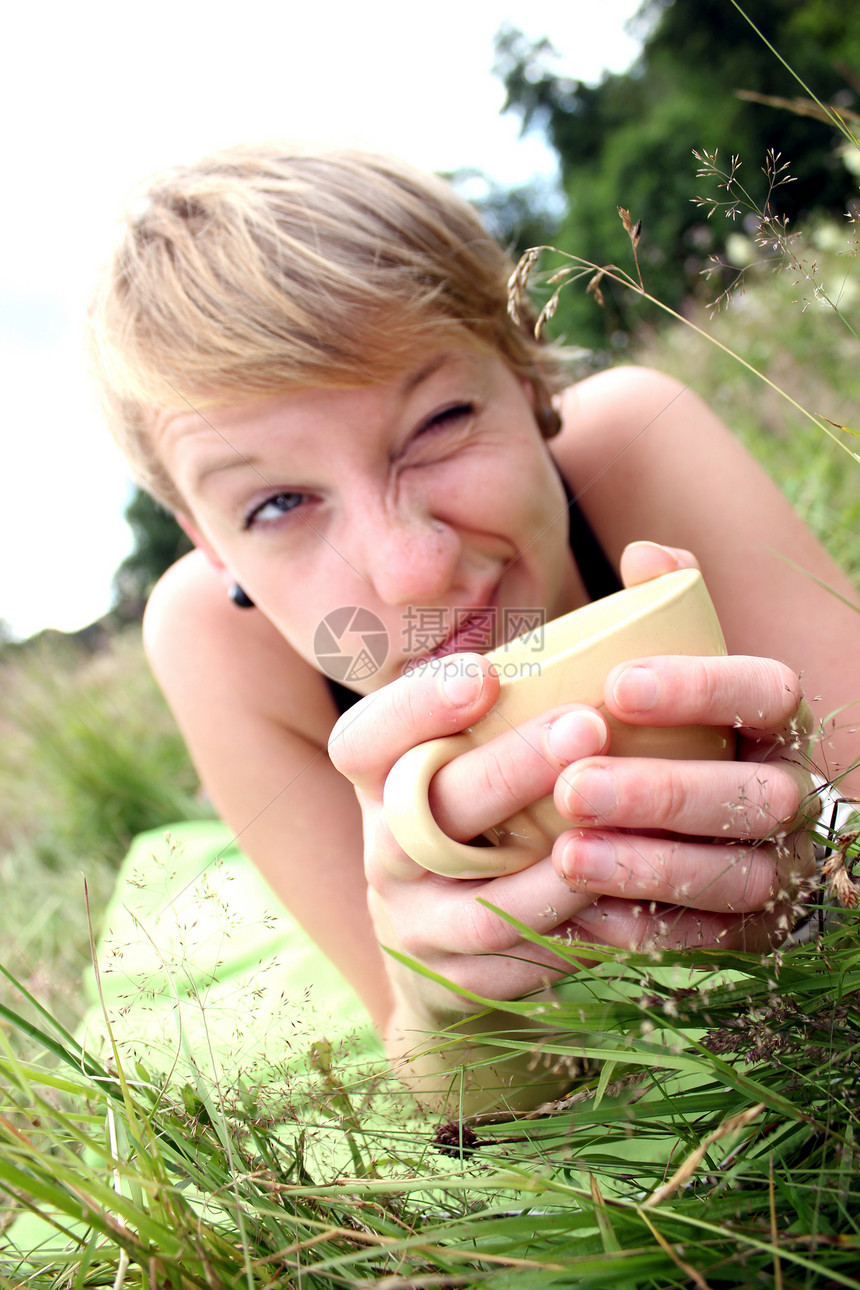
[546, 710, 606, 762]
[560, 832, 615, 882]
[613, 665, 660, 713]
[562, 767, 617, 820]
[628, 540, 684, 567]
[440, 658, 483, 706]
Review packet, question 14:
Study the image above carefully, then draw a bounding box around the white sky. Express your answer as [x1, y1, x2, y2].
[0, 0, 642, 639]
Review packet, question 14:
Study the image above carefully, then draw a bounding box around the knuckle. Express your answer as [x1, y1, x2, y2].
[690, 655, 725, 712]
[767, 767, 804, 825]
[747, 658, 802, 726]
[362, 831, 390, 890]
[459, 898, 515, 956]
[363, 814, 419, 888]
[327, 673, 430, 779]
[367, 889, 430, 960]
[729, 764, 801, 836]
[472, 745, 525, 819]
[445, 961, 488, 998]
[388, 671, 428, 734]
[776, 661, 803, 705]
[396, 923, 429, 959]
[649, 769, 692, 829]
[723, 846, 777, 912]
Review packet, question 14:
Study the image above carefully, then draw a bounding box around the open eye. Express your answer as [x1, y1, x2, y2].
[243, 491, 306, 529]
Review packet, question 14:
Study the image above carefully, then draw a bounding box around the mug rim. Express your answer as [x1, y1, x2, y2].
[488, 566, 702, 675]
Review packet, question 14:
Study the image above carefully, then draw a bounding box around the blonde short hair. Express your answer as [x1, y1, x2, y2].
[88, 142, 564, 510]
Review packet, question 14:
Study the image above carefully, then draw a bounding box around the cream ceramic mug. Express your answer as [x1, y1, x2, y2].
[383, 569, 735, 879]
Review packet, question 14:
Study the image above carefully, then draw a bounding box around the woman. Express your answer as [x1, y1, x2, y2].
[89, 142, 859, 1111]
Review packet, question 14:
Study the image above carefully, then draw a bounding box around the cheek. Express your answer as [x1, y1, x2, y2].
[518, 452, 568, 536]
[266, 587, 385, 688]
[250, 572, 326, 657]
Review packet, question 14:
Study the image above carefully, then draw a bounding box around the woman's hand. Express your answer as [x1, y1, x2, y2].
[331, 540, 818, 1029]
[330, 658, 644, 1112]
[553, 651, 818, 953]
[328, 659, 612, 1026]
[329, 540, 818, 1111]
[551, 542, 819, 955]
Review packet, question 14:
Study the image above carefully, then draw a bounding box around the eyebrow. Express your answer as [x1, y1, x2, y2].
[402, 350, 454, 394]
[188, 352, 460, 489]
[194, 452, 264, 486]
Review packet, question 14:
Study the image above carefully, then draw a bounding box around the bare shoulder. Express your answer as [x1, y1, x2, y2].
[554, 365, 695, 479]
[143, 550, 335, 746]
[552, 365, 860, 769]
[551, 363, 774, 558]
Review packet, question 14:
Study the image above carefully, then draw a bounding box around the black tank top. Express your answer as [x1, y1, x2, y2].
[326, 476, 620, 715]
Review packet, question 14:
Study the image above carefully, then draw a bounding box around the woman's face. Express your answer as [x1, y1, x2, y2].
[155, 348, 580, 692]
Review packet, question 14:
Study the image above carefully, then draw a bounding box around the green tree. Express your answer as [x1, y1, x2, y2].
[496, 0, 860, 348]
[112, 487, 192, 621]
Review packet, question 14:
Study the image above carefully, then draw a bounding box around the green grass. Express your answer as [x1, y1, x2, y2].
[3, 903, 860, 1287]
[0, 632, 208, 1041]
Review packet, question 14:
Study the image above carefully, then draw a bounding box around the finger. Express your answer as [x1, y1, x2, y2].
[329, 653, 500, 791]
[380, 856, 597, 963]
[367, 858, 599, 1003]
[555, 755, 804, 840]
[555, 830, 781, 913]
[429, 706, 608, 841]
[619, 540, 699, 587]
[605, 654, 803, 734]
[571, 896, 778, 955]
[739, 696, 817, 769]
[364, 808, 431, 885]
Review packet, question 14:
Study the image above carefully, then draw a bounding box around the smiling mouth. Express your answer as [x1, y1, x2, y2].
[411, 608, 499, 667]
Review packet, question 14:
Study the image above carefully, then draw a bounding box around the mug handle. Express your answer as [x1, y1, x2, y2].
[383, 735, 546, 878]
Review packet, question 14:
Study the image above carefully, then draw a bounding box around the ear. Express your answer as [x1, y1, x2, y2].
[522, 373, 562, 440]
[519, 374, 537, 406]
[176, 513, 229, 576]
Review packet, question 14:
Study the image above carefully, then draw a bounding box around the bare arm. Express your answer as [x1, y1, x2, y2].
[142, 550, 393, 1028]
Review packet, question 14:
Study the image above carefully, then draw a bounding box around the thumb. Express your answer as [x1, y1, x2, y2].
[619, 540, 700, 588]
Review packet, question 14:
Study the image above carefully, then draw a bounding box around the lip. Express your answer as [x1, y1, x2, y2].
[418, 610, 497, 665]
[406, 584, 503, 670]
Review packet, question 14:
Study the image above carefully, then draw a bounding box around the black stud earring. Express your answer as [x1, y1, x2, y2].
[229, 583, 255, 609]
[538, 404, 562, 439]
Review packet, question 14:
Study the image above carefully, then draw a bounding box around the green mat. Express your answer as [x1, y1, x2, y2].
[80, 819, 384, 1086]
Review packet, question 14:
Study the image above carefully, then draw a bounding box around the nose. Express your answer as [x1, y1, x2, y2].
[346, 497, 461, 606]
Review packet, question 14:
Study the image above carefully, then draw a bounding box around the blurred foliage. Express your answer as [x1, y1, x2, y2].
[112, 488, 192, 621]
[448, 168, 563, 259]
[633, 216, 860, 580]
[0, 631, 206, 866]
[495, 0, 860, 348]
[5, 902, 860, 1286]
